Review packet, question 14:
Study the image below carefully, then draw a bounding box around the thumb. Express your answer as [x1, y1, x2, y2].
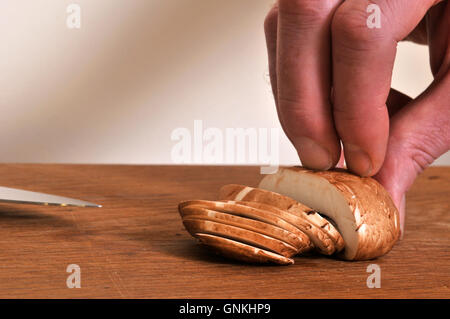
[374, 70, 450, 236]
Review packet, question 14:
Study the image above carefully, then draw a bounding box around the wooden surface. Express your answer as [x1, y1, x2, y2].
[0, 164, 448, 298]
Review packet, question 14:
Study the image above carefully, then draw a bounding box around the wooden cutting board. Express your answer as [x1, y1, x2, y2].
[0, 164, 448, 298]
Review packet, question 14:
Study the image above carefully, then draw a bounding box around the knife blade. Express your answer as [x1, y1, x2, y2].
[0, 186, 102, 208]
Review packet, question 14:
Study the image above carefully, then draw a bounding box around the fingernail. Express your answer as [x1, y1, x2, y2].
[296, 137, 332, 170]
[344, 143, 373, 176]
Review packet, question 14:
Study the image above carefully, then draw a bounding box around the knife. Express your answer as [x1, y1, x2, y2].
[0, 186, 102, 208]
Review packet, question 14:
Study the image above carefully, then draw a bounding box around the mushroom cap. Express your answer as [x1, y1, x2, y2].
[258, 167, 400, 260]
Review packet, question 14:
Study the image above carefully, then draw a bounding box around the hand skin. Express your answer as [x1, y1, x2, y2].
[264, 0, 450, 235]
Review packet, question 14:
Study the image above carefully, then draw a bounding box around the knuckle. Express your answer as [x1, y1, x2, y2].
[410, 149, 435, 174]
[278, 0, 331, 21]
[332, 3, 390, 48]
[406, 125, 450, 173]
[333, 105, 387, 137]
[278, 96, 322, 136]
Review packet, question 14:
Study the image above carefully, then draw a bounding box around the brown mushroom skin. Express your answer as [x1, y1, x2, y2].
[259, 167, 401, 260]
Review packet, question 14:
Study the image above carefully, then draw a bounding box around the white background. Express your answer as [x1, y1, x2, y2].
[0, 0, 448, 165]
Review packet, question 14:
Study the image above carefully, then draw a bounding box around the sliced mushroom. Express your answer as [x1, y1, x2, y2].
[178, 167, 400, 264]
[195, 233, 294, 265]
[218, 186, 342, 254]
[182, 219, 299, 258]
[180, 200, 311, 252]
[220, 184, 296, 208]
[288, 205, 345, 253]
[258, 167, 400, 260]
[180, 205, 304, 250]
[230, 200, 336, 255]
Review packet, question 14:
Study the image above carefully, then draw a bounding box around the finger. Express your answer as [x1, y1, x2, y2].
[375, 69, 450, 236]
[334, 88, 411, 169]
[427, 1, 450, 77]
[331, 0, 442, 176]
[264, 2, 293, 141]
[376, 0, 449, 235]
[264, 2, 279, 102]
[265, 2, 299, 148]
[277, 0, 342, 170]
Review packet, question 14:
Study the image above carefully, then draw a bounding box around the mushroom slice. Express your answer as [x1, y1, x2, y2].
[219, 185, 344, 253]
[312, 215, 345, 253]
[195, 233, 294, 265]
[182, 219, 298, 258]
[220, 184, 295, 208]
[258, 167, 401, 260]
[180, 205, 303, 250]
[284, 205, 345, 253]
[230, 200, 336, 255]
[180, 200, 311, 252]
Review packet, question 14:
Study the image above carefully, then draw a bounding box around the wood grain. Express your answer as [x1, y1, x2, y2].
[0, 164, 448, 298]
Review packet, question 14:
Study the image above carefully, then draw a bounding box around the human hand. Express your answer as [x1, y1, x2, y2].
[264, 0, 450, 233]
